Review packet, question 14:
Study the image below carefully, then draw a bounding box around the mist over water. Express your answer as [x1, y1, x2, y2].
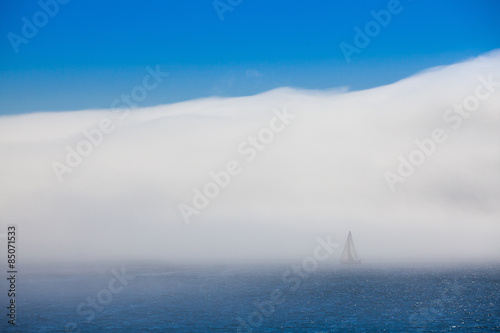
[1, 261, 498, 332]
[0, 51, 499, 265]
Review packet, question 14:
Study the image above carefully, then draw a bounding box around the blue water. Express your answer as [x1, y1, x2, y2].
[2, 263, 499, 332]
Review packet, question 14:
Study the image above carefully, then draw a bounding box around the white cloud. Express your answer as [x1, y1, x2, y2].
[245, 69, 264, 78]
[0, 51, 499, 264]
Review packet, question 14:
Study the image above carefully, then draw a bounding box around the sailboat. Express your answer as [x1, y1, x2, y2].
[340, 231, 361, 264]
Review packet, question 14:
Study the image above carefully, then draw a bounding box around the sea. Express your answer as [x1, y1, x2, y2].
[1, 262, 499, 332]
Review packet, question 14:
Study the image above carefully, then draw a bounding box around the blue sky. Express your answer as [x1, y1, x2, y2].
[0, 0, 499, 115]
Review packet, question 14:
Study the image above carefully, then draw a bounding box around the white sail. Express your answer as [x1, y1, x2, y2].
[340, 231, 361, 264]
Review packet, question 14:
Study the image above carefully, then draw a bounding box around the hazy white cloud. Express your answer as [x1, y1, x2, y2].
[245, 69, 264, 78]
[0, 51, 499, 264]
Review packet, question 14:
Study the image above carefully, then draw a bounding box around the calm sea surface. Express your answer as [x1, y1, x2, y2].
[2, 263, 499, 332]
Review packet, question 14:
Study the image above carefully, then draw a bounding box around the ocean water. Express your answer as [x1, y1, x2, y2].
[2, 263, 499, 332]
